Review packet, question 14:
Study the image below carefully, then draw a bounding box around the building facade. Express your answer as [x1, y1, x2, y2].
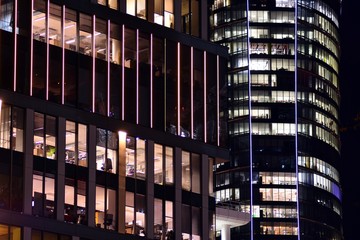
[0, 0, 229, 239]
[210, 0, 343, 239]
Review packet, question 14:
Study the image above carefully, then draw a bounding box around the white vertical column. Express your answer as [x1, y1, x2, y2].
[92, 15, 96, 112]
[221, 224, 231, 240]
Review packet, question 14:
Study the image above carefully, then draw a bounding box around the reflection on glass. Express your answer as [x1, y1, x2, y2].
[126, 136, 135, 177]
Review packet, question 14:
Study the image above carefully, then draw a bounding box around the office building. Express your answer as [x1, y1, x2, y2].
[0, 0, 230, 239]
[210, 0, 343, 239]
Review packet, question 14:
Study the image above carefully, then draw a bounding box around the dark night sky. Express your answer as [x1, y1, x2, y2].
[339, 0, 360, 239]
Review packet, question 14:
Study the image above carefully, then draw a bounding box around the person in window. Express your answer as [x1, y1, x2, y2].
[102, 158, 113, 173]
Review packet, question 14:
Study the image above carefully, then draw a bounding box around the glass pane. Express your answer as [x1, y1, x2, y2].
[107, 130, 118, 174]
[64, 9, 77, 51]
[193, 49, 204, 141]
[135, 194, 146, 236]
[124, 27, 136, 123]
[10, 226, 21, 240]
[137, 0, 146, 19]
[33, 0, 46, 42]
[12, 107, 24, 152]
[153, 36, 165, 131]
[154, 198, 163, 239]
[125, 191, 135, 233]
[126, 0, 136, 16]
[154, 144, 163, 184]
[33, 113, 44, 157]
[0, 0, 13, 32]
[139, 32, 150, 127]
[65, 121, 76, 164]
[95, 18, 107, 60]
[136, 139, 146, 179]
[165, 147, 173, 184]
[180, 44, 191, 138]
[45, 176, 55, 218]
[49, 3, 62, 47]
[64, 180, 76, 223]
[106, 189, 116, 230]
[126, 136, 135, 177]
[78, 124, 87, 167]
[191, 153, 200, 194]
[0, 103, 11, 149]
[79, 13, 92, 56]
[182, 151, 190, 190]
[165, 40, 177, 135]
[45, 115, 57, 160]
[109, 0, 118, 10]
[77, 180, 87, 225]
[96, 128, 106, 171]
[95, 186, 105, 228]
[165, 201, 173, 235]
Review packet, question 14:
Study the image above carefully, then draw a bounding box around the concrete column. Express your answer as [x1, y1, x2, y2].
[56, 117, 66, 221]
[174, 147, 182, 240]
[146, 140, 154, 238]
[118, 130, 127, 233]
[23, 108, 34, 215]
[23, 226, 31, 240]
[87, 125, 97, 227]
[221, 224, 231, 240]
[201, 154, 209, 240]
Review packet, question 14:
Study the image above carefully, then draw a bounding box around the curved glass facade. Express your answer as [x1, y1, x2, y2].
[210, 0, 342, 239]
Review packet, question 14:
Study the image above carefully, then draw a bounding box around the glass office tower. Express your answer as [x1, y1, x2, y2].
[0, 1, 229, 240]
[210, 0, 343, 239]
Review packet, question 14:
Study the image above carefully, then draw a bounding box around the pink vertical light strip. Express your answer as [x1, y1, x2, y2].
[13, 0, 18, 91]
[204, 51, 207, 143]
[30, 0, 34, 96]
[122, 25, 125, 120]
[61, 6, 65, 104]
[107, 20, 111, 116]
[136, 29, 139, 124]
[216, 55, 220, 146]
[150, 34, 153, 128]
[177, 42, 180, 136]
[190, 47, 194, 138]
[92, 15, 96, 112]
[46, 0, 49, 100]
